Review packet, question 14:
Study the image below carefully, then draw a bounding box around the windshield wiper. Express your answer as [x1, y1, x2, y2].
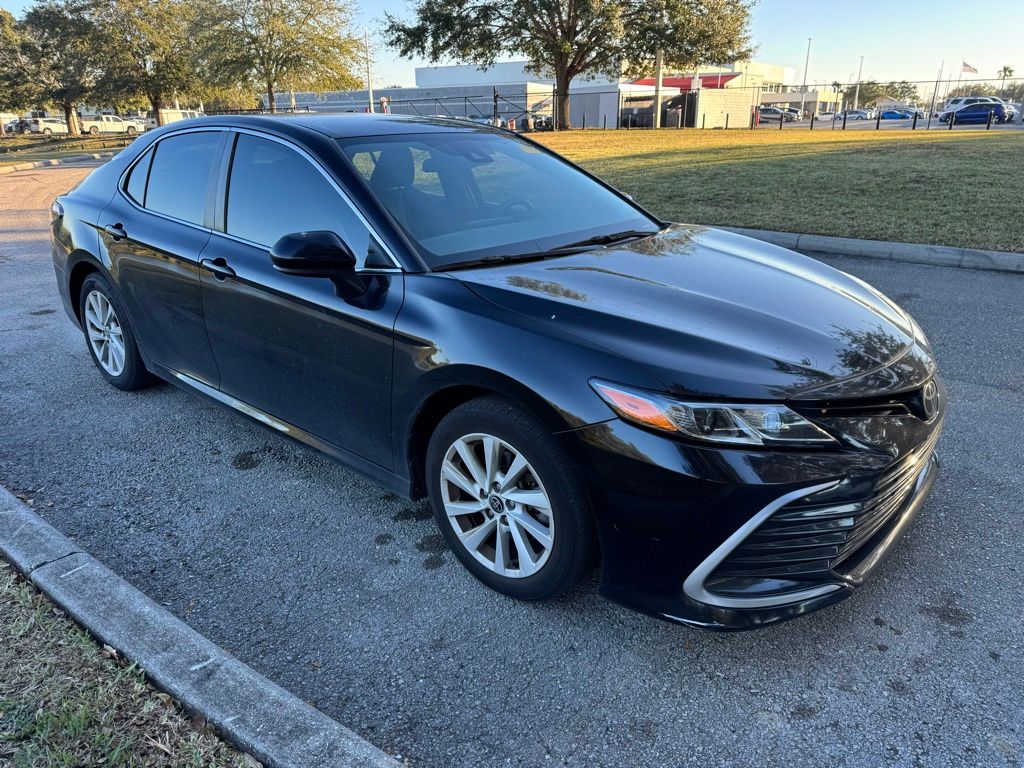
[552, 228, 662, 250]
[439, 228, 663, 272]
[439, 244, 598, 272]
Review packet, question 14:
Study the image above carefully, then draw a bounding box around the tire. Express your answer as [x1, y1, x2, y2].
[78, 272, 151, 391]
[426, 396, 596, 601]
[126, 126, 136, 135]
[43, 128, 52, 135]
[89, 126, 98, 135]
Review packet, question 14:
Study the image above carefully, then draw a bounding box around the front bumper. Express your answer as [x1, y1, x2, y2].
[571, 382, 945, 630]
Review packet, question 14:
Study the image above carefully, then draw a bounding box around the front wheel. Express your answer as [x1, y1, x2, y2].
[126, 126, 136, 135]
[426, 397, 596, 601]
[88, 126, 98, 135]
[43, 128, 52, 135]
[79, 273, 152, 391]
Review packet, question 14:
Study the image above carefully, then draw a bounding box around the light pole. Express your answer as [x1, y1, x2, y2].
[853, 55, 864, 111]
[653, 48, 664, 128]
[798, 37, 812, 118]
[364, 29, 374, 113]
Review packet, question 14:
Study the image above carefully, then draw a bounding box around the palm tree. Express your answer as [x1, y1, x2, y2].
[998, 65, 1015, 95]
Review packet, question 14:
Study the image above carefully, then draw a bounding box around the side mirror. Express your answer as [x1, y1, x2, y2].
[270, 230, 357, 277]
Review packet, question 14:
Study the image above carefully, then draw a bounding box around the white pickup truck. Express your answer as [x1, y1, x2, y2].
[80, 114, 147, 135]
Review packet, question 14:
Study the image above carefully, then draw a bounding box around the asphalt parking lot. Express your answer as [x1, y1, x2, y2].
[1, 163, 1022, 768]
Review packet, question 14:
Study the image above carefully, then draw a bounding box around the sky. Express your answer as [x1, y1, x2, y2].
[3, 0, 1022, 89]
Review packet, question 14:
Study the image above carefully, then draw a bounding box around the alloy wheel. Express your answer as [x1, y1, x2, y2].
[84, 290, 126, 377]
[440, 433, 554, 578]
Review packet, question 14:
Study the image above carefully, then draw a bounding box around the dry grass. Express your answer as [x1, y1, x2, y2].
[535, 128, 1024, 252]
[0, 562, 254, 768]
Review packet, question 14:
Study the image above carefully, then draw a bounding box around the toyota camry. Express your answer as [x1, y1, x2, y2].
[50, 115, 945, 629]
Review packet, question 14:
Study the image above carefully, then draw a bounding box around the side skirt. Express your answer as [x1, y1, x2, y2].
[147, 361, 414, 499]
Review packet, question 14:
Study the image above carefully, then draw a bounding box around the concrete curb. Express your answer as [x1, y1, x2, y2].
[0, 487, 400, 768]
[718, 226, 1024, 274]
[0, 150, 118, 175]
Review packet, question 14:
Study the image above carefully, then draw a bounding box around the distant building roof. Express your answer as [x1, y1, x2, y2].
[631, 74, 742, 89]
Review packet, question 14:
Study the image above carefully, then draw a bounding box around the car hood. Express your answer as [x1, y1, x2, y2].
[451, 226, 935, 401]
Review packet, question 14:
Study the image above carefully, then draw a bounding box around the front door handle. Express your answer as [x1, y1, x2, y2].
[103, 223, 127, 240]
[200, 257, 236, 281]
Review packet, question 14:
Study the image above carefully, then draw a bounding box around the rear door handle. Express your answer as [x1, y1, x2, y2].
[103, 223, 127, 240]
[200, 257, 236, 280]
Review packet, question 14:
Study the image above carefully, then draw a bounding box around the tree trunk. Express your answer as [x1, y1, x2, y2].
[63, 103, 79, 137]
[554, 66, 572, 130]
[267, 81, 276, 113]
[150, 96, 164, 127]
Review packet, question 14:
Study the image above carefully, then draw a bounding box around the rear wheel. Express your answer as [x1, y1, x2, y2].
[89, 126, 98, 135]
[126, 125, 136, 135]
[79, 273, 151, 391]
[426, 397, 596, 601]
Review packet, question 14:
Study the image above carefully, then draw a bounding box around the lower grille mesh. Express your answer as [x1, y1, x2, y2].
[709, 428, 940, 589]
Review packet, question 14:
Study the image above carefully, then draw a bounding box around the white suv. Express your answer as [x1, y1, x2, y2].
[27, 117, 69, 135]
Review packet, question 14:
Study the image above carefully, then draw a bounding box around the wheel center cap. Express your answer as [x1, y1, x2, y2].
[488, 495, 504, 515]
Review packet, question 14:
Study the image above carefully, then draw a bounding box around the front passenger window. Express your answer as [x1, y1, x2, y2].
[225, 134, 371, 262]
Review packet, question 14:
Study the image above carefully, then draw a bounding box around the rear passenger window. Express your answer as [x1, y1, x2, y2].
[124, 149, 152, 205]
[145, 132, 220, 225]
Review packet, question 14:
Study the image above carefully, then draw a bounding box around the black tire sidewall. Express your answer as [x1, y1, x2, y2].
[79, 272, 150, 391]
[426, 397, 594, 601]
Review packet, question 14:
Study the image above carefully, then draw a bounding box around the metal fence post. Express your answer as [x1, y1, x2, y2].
[682, 95, 689, 130]
[603, 114, 607, 130]
[875, 109, 881, 129]
[810, 114, 815, 130]
[842, 112, 848, 130]
[948, 111, 954, 130]
[582, 113, 586, 130]
[986, 109, 994, 129]
[725, 113, 729, 129]
[779, 113, 784, 130]
[701, 114, 705, 129]
[912, 113, 918, 130]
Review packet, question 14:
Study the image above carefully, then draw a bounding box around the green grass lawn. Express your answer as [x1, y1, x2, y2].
[0, 563, 252, 767]
[536, 129, 1024, 252]
[0, 134, 132, 165]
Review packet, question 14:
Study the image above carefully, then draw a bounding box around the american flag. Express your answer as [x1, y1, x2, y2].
[961, 61, 978, 74]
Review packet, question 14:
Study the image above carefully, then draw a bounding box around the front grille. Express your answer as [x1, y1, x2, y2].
[706, 427, 940, 595]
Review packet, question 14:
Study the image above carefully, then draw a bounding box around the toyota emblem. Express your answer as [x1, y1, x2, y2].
[921, 380, 938, 420]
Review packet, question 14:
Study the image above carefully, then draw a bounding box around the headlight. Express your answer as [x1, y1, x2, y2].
[590, 380, 837, 447]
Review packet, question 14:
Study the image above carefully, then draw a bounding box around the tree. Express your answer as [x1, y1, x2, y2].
[11, 0, 97, 135]
[384, 0, 754, 130]
[884, 80, 919, 105]
[90, 0, 204, 127]
[843, 79, 886, 108]
[203, 0, 363, 113]
[0, 9, 39, 133]
[998, 65, 1015, 95]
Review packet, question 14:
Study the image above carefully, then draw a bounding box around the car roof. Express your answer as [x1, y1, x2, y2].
[174, 113, 497, 139]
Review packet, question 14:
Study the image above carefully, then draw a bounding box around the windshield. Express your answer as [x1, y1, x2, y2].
[338, 130, 659, 270]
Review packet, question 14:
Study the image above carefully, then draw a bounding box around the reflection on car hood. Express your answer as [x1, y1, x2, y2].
[452, 225, 935, 401]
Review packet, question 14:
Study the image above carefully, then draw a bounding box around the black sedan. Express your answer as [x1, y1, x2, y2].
[49, 115, 945, 629]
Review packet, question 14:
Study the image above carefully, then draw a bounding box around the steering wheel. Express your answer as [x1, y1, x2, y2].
[496, 197, 534, 218]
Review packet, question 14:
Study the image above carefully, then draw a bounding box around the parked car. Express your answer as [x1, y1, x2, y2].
[782, 107, 802, 120]
[941, 102, 1010, 124]
[880, 110, 912, 120]
[50, 114, 946, 630]
[941, 96, 998, 113]
[27, 117, 69, 135]
[81, 114, 147, 135]
[757, 106, 795, 122]
[145, 109, 203, 130]
[833, 109, 870, 121]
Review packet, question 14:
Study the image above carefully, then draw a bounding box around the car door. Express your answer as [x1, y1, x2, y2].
[98, 129, 223, 385]
[197, 130, 404, 469]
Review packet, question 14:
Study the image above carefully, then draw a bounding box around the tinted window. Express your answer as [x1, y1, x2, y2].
[124, 148, 153, 205]
[339, 131, 656, 269]
[146, 132, 220, 225]
[225, 134, 372, 258]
